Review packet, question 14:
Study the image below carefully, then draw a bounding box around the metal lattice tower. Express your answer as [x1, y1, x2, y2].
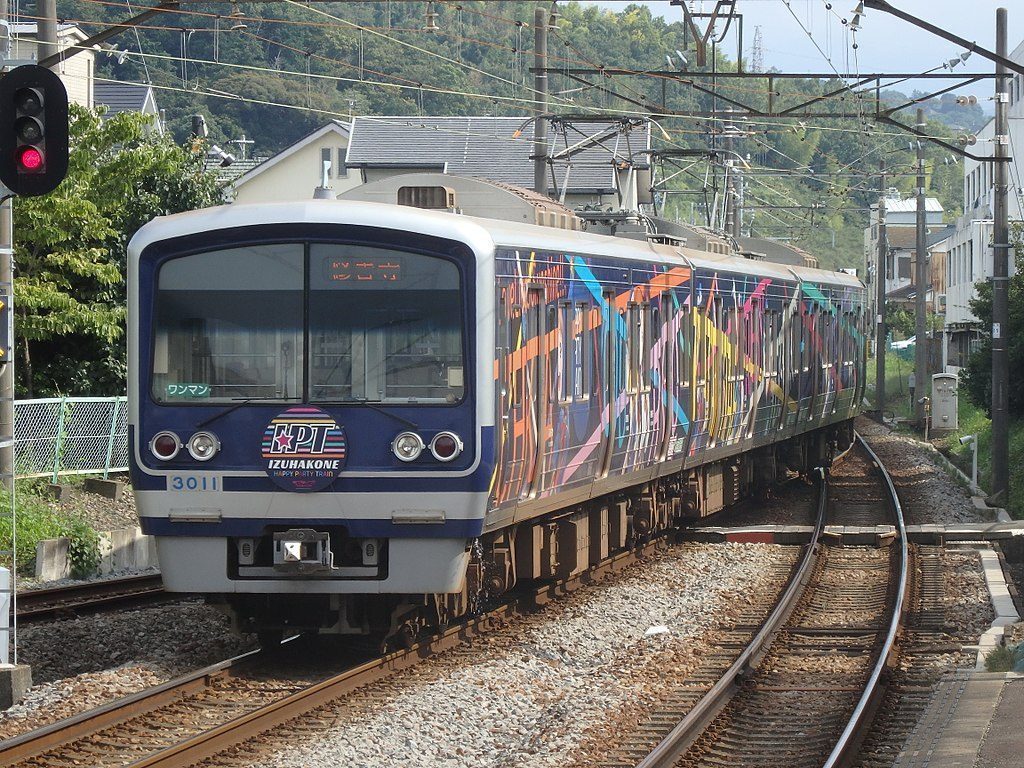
[751, 25, 764, 73]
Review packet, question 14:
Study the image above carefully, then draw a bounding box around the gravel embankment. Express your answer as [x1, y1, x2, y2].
[203, 542, 798, 768]
[857, 417, 985, 525]
[0, 601, 256, 740]
[44, 473, 140, 532]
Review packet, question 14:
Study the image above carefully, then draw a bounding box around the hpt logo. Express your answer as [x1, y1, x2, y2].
[261, 407, 347, 492]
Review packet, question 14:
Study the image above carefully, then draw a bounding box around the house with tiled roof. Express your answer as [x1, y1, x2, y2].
[93, 81, 162, 132]
[229, 121, 355, 204]
[344, 115, 650, 210]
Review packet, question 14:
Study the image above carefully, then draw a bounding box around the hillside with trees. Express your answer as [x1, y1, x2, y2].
[50, 2, 972, 268]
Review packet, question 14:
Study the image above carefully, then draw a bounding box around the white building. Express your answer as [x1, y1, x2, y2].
[944, 39, 1023, 368]
[230, 121, 357, 204]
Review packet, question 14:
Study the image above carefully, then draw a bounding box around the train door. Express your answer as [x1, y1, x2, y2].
[598, 289, 617, 478]
[521, 287, 546, 499]
[656, 300, 674, 461]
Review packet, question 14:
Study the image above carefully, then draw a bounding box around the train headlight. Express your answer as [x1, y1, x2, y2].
[429, 431, 463, 462]
[391, 431, 425, 462]
[187, 431, 221, 461]
[150, 431, 181, 461]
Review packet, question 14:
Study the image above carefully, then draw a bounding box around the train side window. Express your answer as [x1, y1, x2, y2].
[677, 298, 691, 388]
[575, 302, 590, 401]
[512, 304, 523, 404]
[640, 303, 652, 393]
[547, 304, 559, 401]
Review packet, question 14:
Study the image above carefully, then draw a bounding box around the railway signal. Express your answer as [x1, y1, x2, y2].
[0, 64, 68, 197]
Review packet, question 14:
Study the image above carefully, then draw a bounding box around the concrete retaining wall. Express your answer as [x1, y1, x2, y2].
[34, 527, 158, 581]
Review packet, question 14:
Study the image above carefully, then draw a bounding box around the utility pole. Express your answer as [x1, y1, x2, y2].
[914, 108, 928, 428]
[37, 0, 58, 66]
[991, 7, 1009, 505]
[0, 0, 12, 492]
[533, 5, 548, 197]
[875, 159, 887, 416]
[724, 114, 735, 237]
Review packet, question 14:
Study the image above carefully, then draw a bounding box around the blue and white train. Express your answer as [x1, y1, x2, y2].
[128, 193, 865, 642]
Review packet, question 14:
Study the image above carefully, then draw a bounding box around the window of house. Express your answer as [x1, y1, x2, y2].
[337, 147, 348, 178]
[320, 147, 333, 179]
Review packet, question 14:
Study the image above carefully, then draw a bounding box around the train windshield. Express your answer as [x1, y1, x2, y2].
[152, 243, 464, 404]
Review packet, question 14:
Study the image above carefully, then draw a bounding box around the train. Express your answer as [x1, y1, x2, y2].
[127, 183, 866, 645]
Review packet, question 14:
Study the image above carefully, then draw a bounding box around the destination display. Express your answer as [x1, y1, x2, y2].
[322, 255, 403, 284]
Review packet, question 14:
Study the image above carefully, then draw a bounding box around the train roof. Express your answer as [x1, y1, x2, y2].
[129, 200, 863, 291]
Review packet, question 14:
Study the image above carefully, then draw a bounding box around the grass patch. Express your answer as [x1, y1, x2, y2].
[867, 353, 1024, 520]
[0, 480, 101, 578]
[984, 643, 1020, 673]
[865, 350, 922, 422]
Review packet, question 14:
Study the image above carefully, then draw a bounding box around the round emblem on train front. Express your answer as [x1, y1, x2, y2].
[261, 406, 347, 492]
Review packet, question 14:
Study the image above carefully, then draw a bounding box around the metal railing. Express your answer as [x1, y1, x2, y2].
[14, 397, 128, 481]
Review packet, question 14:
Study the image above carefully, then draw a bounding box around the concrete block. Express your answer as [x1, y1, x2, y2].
[97, 532, 114, 576]
[99, 528, 158, 574]
[131, 529, 159, 570]
[83, 478, 125, 501]
[34, 537, 71, 582]
[109, 528, 137, 572]
[46, 483, 72, 503]
[0, 664, 32, 709]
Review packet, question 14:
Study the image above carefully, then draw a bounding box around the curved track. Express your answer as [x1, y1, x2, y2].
[617, 434, 907, 768]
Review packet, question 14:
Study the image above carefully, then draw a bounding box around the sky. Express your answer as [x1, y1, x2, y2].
[586, 1, 1024, 108]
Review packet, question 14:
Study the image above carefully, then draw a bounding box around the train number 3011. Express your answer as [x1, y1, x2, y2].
[170, 475, 219, 491]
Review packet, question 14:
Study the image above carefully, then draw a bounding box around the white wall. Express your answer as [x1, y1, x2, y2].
[232, 132, 360, 204]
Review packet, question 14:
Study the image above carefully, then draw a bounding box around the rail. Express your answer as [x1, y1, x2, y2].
[0, 538, 660, 767]
[823, 433, 908, 766]
[635, 465, 830, 768]
[637, 433, 908, 768]
[14, 574, 168, 623]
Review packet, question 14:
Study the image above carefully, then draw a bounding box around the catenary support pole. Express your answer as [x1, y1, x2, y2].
[914, 108, 928, 428]
[533, 5, 548, 196]
[991, 7, 1010, 505]
[38, 0, 58, 68]
[875, 160, 887, 416]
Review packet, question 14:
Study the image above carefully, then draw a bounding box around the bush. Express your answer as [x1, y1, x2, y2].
[0, 487, 101, 578]
[984, 642, 1022, 673]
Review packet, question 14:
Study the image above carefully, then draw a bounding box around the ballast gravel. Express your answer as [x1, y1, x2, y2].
[856, 417, 984, 525]
[0, 601, 255, 740]
[234, 542, 795, 768]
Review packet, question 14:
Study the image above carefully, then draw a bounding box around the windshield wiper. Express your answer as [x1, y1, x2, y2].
[196, 397, 301, 429]
[352, 399, 419, 430]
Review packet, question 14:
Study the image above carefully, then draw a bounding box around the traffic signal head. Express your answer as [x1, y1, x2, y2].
[0, 65, 69, 197]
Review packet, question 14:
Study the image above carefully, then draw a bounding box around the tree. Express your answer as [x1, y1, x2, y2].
[961, 235, 1024, 417]
[13, 106, 224, 397]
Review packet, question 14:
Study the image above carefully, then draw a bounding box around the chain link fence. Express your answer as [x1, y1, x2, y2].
[14, 397, 128, 481]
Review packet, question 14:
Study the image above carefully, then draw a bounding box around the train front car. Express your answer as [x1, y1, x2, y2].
[127, 202, 495, 640]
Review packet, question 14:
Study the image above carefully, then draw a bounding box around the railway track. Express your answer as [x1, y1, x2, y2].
[0, 538, 660, 767]
[596, 434, 907, 768]
[14, 573, 171, 623]
[0, 435, 909, 768]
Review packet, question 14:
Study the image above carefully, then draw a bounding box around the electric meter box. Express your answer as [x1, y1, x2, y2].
[931, 373, 958, 432]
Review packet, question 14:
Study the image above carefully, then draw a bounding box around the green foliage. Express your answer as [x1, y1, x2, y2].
[960, 265, 1024, 418]
[13, 105, 224, 397]
[984, 643, 1017, 672]
[0, 486, 101, 578]
[886, 305, 915, 339]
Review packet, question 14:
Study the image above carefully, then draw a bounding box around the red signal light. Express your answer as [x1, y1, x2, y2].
[16, 146, 43, 172]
